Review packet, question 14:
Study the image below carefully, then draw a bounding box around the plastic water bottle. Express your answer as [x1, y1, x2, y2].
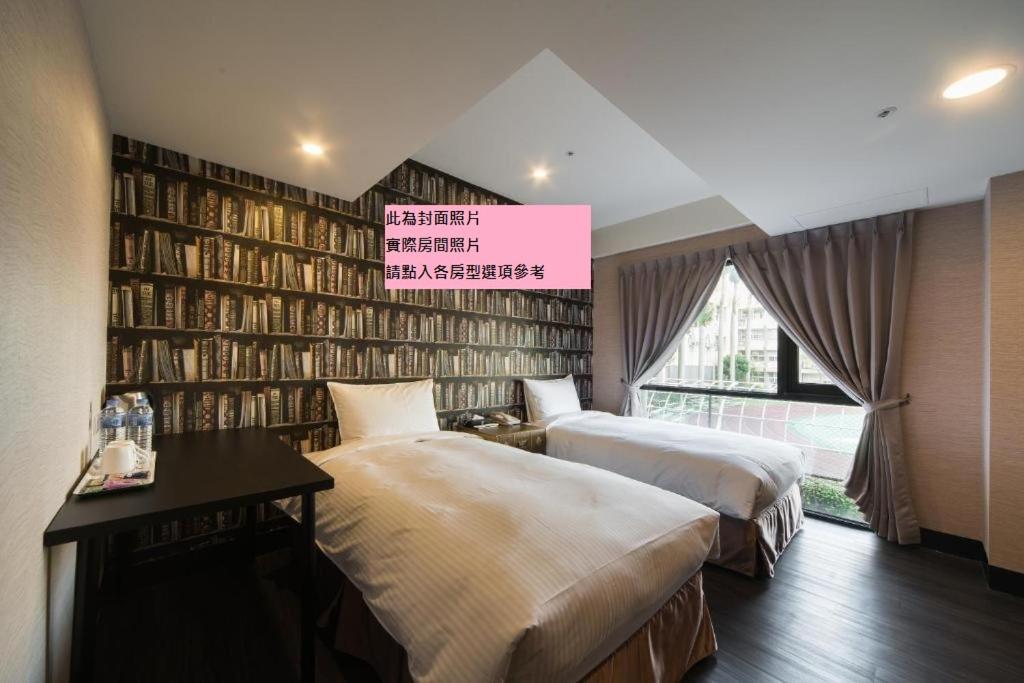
[127, 396, 154, 453]
[99, 399, 126, 452]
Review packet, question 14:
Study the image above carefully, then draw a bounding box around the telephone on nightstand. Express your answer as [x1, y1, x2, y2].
[487, 411, 521, 426]
[458, 413, 488, 428]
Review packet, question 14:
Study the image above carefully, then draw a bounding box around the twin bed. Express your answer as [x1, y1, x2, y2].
[526, 376, 806, 578]
[285, 431, 719, 681]
[284, 374, 806, 681]
[543, 411, 804, 577]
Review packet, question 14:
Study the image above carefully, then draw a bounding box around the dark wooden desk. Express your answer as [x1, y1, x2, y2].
[44, 429, 334, 683]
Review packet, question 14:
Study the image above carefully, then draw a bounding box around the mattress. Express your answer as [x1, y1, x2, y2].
[544, 411, 805, 519]
[282, 431, 720, 683]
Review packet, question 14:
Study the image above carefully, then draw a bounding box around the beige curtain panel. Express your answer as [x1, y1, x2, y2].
[730, 213, 919, 544]
[619, 249, 727, 417]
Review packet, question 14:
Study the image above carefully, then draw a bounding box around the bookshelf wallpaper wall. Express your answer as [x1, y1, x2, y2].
[106, 135, 593, 455]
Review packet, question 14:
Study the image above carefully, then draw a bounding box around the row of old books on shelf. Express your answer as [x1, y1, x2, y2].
[112, 135, 385, 222]
[146, 378, 594, 437]
[278, 425, 341, 454]
[380, 162, 511, 207]
[385, 289, 594, 326]
[155, 385, 333, 434]
[112, 232, 589, 327]
[432, 376, 592, 414]
[111, 172, 385, 260]
[435, 379, 523, 416]
[528, 289, 593, 303]
[111, 227, 386, 294]
[109, 279, 594, 349]
[133, 503, 292, 553]
[107, 335, 591, 385]
[110, 229, 593, 327]
[428, 348, 592, 378]
[133, 508, 244, 550]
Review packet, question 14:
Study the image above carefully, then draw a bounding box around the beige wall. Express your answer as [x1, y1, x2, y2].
[592, 203, 992, 543]
[591, 225, 766, 412]
[902, 202, 985, 541]
[985, 171, 1024, 573]
[0, 1, 110, 681]
[592, 196, 749, 258]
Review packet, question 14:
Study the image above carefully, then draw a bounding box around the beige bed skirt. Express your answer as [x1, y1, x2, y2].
[316, 555, 717, 682]
[711, 482, 805, 578]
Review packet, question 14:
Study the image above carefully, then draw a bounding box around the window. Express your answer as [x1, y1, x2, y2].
[644, 264, 865, 523]
[647, 264, 849, 402]
[649, 266, 780, 393]
[641, 389, 866, 522]
[798, 349, 831, 384]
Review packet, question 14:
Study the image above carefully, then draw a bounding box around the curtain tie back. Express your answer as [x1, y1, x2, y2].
[864, 395, 910, 413]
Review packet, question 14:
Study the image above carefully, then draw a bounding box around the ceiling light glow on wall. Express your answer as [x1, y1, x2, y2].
[301, 142, 325, 156]
[942, 65, 1014, 99]
[531, 167, 550, 180]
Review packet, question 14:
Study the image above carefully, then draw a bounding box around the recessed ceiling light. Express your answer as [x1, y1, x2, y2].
[301, 142, 325, 156]
[942, 65, 1015, 100]
[531, 167, 549, 180]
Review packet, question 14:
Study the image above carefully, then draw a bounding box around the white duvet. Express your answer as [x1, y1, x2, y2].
[285, 431, 719, 683]
[544, 411, 805, 520]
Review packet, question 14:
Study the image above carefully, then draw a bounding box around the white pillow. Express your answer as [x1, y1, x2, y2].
[327, 379, 439, 441]
[522, 375, 582, 423]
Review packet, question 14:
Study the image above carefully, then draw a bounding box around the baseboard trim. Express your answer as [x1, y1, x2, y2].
[816, 522, 1023, 597]
[919, 528, 987, 561]
[984, 563, 1024, 597]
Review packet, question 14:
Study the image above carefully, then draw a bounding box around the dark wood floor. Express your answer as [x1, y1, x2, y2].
[688, 519, 1024, 682]
[98, 518, 1024, 682]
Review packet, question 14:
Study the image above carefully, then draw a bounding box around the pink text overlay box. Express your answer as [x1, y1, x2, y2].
[384, 204, 591, 289]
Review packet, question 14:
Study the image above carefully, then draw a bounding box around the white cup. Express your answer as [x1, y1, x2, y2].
[101, 440, 136, 475]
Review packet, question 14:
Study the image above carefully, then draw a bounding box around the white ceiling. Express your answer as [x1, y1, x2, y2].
[414, 50, 713, 229]
[552, 0, 1024, 234]
[81, 0, 1024, 249]
[78, 1, 569, 201]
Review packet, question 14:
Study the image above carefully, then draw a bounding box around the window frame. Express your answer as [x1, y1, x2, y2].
[641, 264, 857, 407]
[779, 334, 852, 403]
